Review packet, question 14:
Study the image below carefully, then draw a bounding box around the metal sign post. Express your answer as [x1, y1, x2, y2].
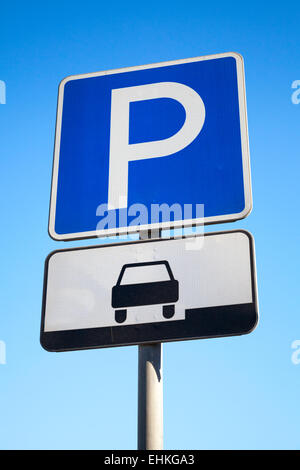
[137, 230, 163, 450]
[138, 343, 163, 450]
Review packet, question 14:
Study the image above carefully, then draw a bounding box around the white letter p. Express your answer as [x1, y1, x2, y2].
[108, 82, 205, 209]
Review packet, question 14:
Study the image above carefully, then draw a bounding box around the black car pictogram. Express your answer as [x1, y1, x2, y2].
[111, 260, 179, 323]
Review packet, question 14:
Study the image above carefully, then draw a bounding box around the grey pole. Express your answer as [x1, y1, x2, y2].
[137, 229, 163, 450]
[138, 343, 163, 450]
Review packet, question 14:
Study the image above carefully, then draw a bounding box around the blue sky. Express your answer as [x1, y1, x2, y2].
[0, 0, 300, 450]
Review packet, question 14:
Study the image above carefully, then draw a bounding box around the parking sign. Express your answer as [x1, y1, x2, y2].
[41, 230, 258, 351]
[49, 52, 252, 240]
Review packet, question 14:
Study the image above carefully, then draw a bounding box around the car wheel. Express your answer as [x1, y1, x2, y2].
[163, 305, 175, 319]
[115, 309, 127, 323]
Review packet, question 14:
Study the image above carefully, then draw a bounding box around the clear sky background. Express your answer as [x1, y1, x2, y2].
[0, 0, 299, 450]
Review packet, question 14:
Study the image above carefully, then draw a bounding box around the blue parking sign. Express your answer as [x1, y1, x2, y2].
[49, 52, 252, 240]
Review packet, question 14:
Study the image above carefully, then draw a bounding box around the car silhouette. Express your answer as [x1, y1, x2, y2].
[111, 260, 179, 324]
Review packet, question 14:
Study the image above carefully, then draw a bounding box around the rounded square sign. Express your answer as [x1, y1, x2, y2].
[49, 52, 252, 240]
[41, 230, 258, 351]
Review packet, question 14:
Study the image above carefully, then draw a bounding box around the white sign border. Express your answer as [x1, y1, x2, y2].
[48, 52, 252, 241]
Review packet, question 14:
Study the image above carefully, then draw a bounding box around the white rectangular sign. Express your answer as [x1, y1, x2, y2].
[41, 230, 258, 351]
